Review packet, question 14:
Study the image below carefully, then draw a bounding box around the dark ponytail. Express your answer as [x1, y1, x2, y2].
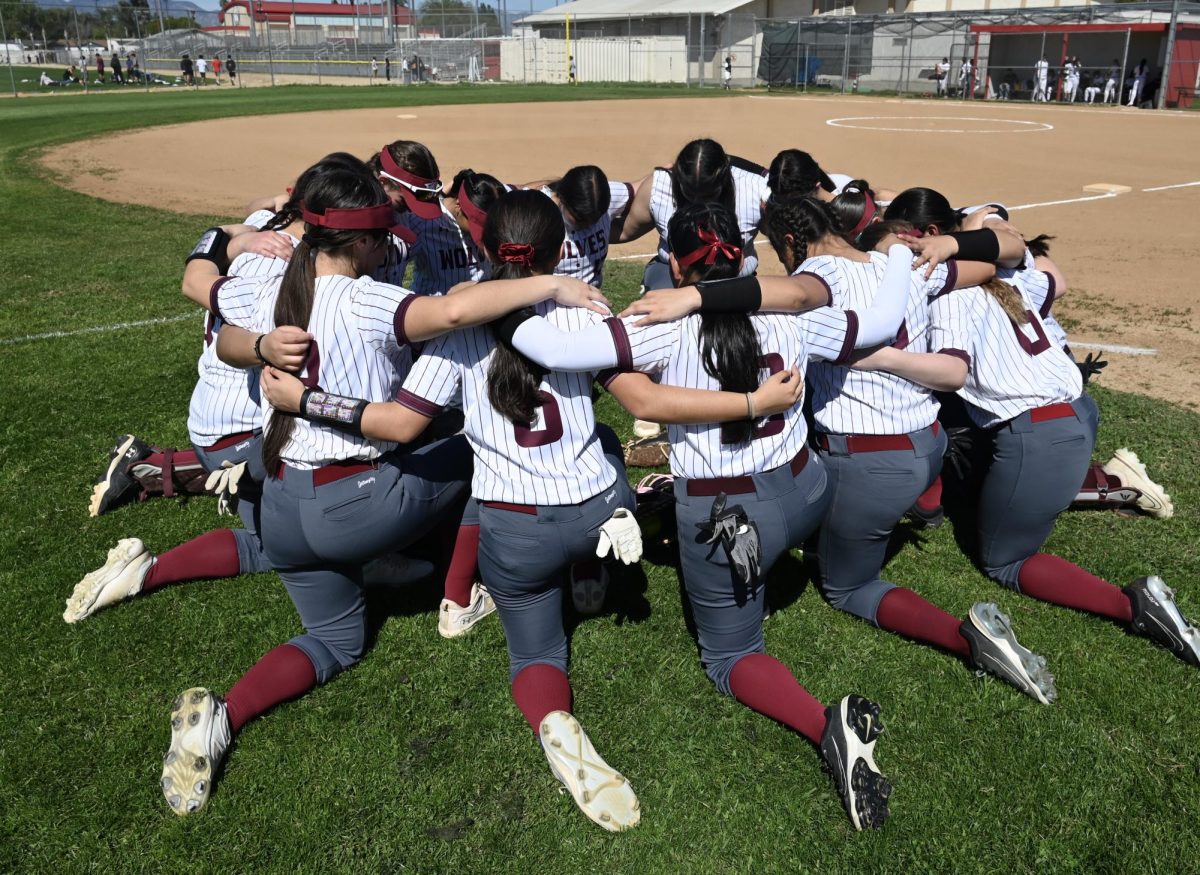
[262, 164, 389, 476]
[668, 202, 759, 444]
[883, 187, 963, 233]
[482, 190, 566, 425]
[264, 152, 365, 233]
[761, 195, 839, 272]
[766, 149, 834, 201]
[672, 139, 735, 218]
[548, 165, 611, 227]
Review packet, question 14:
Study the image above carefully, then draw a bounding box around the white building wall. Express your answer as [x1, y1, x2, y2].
[500, 35, 688, 82]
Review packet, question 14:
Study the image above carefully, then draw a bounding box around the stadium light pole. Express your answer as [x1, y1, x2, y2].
[1157, 0, 1181, 109]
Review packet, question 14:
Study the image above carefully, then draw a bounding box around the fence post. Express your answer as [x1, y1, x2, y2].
[1118, 26, 1130, 106]
[72, 7, 87, 93]
[699, 12, 705, 87]
[841, 20, 850, 94]
[267, 34, 276, 86]
[804, 43, 808, 94]
[686, 12, 691, 88]
[1158, 0, 1181, 109]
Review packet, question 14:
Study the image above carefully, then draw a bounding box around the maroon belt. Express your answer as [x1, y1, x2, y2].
[482, 501, 538, 515]
[1029, 402, 1077, 423]
[277, 459, 378, 486]
[686, 447, 809, 497]
[204, 430, 257, 452]
[816, 421, 940, 454]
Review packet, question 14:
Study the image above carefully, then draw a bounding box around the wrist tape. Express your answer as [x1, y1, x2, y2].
[300, 388, 367, 437]
[946, 230, 1000, 263]
[186, 227, 232, 273]
[695, 275, 762, 313]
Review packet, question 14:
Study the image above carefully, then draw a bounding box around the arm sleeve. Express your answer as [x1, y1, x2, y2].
[394, 335, 461, 417]
[509, 316, 623, 371]
[849, 244, 914, 348]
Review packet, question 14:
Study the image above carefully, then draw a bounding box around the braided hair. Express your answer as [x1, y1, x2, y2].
[262, 165, 390, 476]
[483, 190, 567, 425]
[671, 139, 736, 218]
[668, 202, 759, 444]
[761, 195, 839, 273]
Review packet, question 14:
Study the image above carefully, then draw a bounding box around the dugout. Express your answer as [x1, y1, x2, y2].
[975, 21, 1200, 108]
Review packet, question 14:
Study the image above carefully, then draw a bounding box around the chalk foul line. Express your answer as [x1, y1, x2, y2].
[0, 313, 196, 347]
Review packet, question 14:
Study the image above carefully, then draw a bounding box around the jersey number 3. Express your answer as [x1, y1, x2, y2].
[514, 391, 564, 448]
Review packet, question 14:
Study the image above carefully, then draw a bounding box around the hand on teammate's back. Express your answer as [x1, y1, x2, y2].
[619, 287, 700, 326]
[229, 230, 295, 263]
[550, 275, 611, 315]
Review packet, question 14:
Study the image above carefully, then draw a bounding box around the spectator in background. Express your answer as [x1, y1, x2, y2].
[1127, 58, 1148, 107]
[212, 54, 222, 85]
[126, 53, 136, 83]
[958, 57, 972, 98]
[371, 56, 379, 84]
[181, 53, 194, 85]
[95, 53, 105, 84]
[722, 55, 732, 90]
[196, 54, 208, 84]
[999, 69, 1016, 100]
[385, 56, 391, 83]
[111, 52, 124, 84]
[40, 71, 54, 86]
[226, 54, 237, 83]
[569, 55, 577, 84]
[1104, 58, 1120, 104]
[935, 57, 948, 96]
[1034, 55, 1049, 101]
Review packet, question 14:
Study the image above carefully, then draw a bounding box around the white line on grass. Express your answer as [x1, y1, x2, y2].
[825, 116, 1053, 134]
[1142, 181, 1200, 192]
[0, 313, 196, 347]
[1071, 341, 1158, 356]
[610, 253, 657, 261]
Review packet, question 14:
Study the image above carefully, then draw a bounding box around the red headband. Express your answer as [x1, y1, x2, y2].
[848, 192, 878, 238]
[299, 200, 413, 244]
[676, 226, 742, 270]
[378, 147, 437, 189]
[378, 147, 443, 221]
[458, 190, 489, 250]
[497, 242, 536, 267]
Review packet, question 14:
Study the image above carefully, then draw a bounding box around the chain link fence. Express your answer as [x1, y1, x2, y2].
[1, 1, 1196, 108]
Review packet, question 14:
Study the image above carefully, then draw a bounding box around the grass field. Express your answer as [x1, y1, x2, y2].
[2, 85, 1198, 874]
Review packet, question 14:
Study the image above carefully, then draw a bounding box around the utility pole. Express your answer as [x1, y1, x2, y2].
[1157, 0, 1181, 109]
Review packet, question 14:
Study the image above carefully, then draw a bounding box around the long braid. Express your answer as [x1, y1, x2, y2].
[762, 196, 838, 272]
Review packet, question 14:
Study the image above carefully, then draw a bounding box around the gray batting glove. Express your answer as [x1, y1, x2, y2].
[204, 460, 247, 516]
[596, 508, 643, 564]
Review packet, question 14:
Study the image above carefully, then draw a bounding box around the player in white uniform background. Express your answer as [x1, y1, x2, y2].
[1034, 56, 1050, 101]
[1104, 58, 1121, 104]
[617, 138, 770, 290]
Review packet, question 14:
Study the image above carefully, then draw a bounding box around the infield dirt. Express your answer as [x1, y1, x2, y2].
[43, 93, 1200, 408]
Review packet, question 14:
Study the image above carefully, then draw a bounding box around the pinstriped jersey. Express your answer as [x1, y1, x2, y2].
[549, 181, 636, 287]
[801, 253, 953, 435]
[611, 310, 854, 479]
[244, 209, 276, 229]
[397, 301, 619, 504]
[1008, 251, 1067, 348]
[216, 274, 417, 468]
[648, 167, 768, 276]
[186, 244, 301, 446]
[399, 205, 490, 296]
[928, 280, 1082, 429]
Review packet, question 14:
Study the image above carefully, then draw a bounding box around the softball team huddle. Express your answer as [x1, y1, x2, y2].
[65, 136, 1197, 834]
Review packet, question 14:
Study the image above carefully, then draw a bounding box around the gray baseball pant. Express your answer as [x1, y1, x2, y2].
[978, 395, 1098, 591]
[672, 452, 830, 695]
[192, 430, 273, 574]
[260, 435, 473, 683]
[476, 425, 633, 680]
[814, 423, 946, 623]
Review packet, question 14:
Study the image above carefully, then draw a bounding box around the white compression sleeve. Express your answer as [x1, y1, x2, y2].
[510, 316, 621, 372]
[853, 244, 915, 349]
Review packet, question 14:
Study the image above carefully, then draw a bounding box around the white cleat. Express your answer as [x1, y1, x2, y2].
[437, 582, 496, 639]
[1103, 449, 1173, 519]
[961, 602, 1057, 704]
[539, 710, 640, 832]
[63, 538, 153, 623]
[161, 687, 231, 816]
[819, 695, 891, 831]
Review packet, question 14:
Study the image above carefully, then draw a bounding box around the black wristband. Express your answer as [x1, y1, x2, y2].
[253, 334, 272, 367]
[186, 227, 232, 273]
[946, 230, 1000, 263]
[695, 275, 762, 313]
[492, 307, 538, 346]
[300, 388, 367, 437]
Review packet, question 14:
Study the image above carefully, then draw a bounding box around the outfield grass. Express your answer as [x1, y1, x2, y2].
[2, 85, 1198, 874]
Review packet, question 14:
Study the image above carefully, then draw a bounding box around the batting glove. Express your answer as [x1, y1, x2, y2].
[596, 508, 643, 564]
[1077, 352, 1108, 385]
[204, 460, 247, 516]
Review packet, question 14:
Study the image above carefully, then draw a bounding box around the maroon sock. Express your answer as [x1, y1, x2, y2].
[443, 524, 480, 607]
[142, 529, 242, 592]
[512, 663, 572, 735]
[224, 644, 317, 734]
[140, 448, 201, 470]
[876, 587, 971, 657]
[915, 476, 943, 512]
[1017, 553, 1133, 622]
[728, 653, 828, 745]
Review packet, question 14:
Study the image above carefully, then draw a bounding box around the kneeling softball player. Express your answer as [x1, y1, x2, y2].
[847, 258, 1200, 669]
[509, 202, 917, 830]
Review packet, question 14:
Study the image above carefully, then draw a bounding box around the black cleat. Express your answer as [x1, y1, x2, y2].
[88, 434, 152, 517]
[1124, 576, 1200, 667]
[905, 502, 944, 529]
[820, 694, 891, 831]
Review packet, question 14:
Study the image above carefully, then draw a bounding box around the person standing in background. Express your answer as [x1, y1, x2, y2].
[226, 54, 237, 84]
[213, 54, 222, 85]
[385, 56, 391, 83]
[96, 52, 105, 84]
[569, 55, 577, 84]
[1034, 55, 1049, 101]
[935, 57, 948, 97]
[722, 56, 732, 90]
[1104, 58, 1120, 104]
